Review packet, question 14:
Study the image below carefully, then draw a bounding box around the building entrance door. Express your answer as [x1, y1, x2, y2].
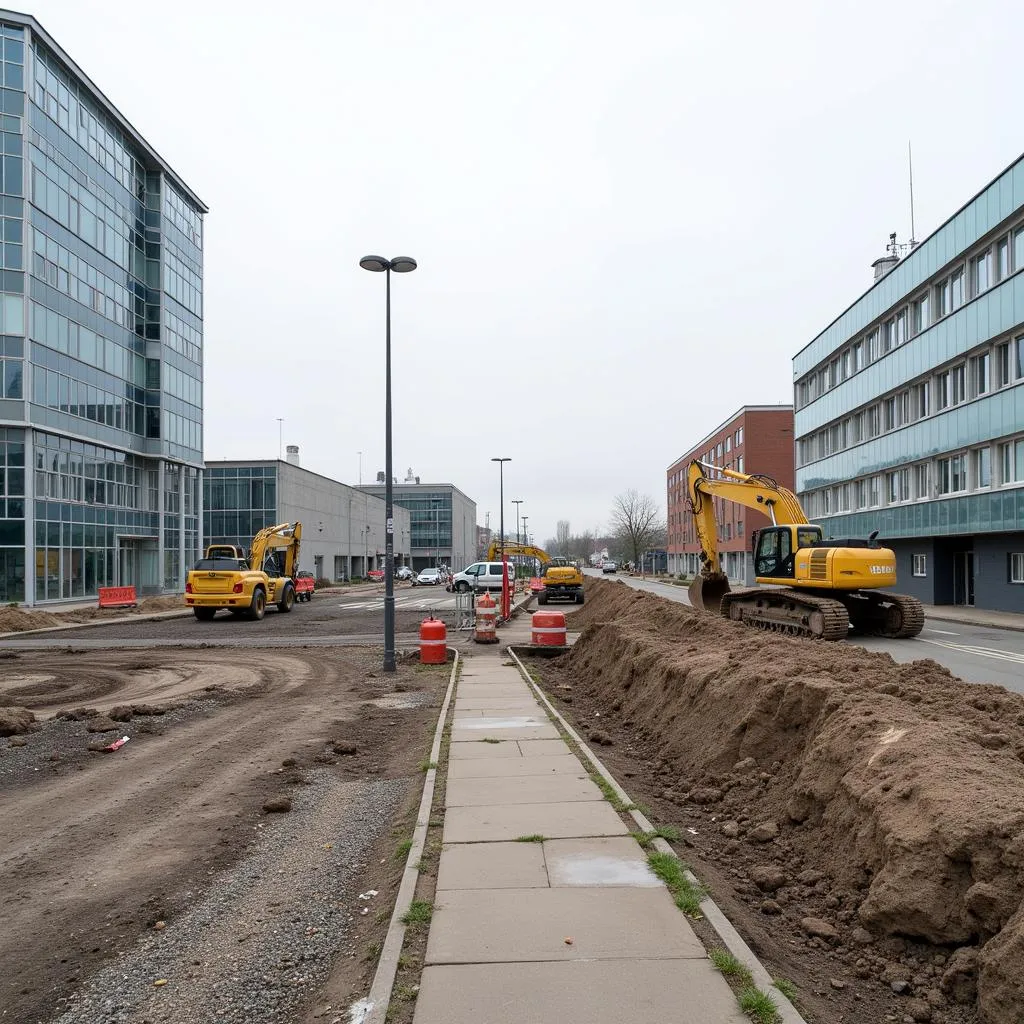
[116, 538, 159, 593]
[953, 552, 975, 607]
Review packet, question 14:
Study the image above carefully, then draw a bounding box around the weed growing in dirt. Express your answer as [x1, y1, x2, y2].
[395, 838, 412, 860]
[709, 948, 744, 976]
[648, 851, 705, 917]
[515, 834, 547, 843]
[631, 831, 653, 849]
[364, 940, 382, 962]
[772, 977, 797, 1001]
[428, 816, 443, 827]
[650, 824, 681, 842]
[397, 953, 419, 970]
[480, 737, 502, 744]
[590, 771, 635, 813]
[400, 901, 433, 927]
[418, 760, 437, 772]
[393, 984, 419, 1003]
[738, 987, 781, 1024]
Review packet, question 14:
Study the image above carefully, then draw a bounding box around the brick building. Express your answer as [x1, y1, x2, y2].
[666, 406, 795, 581]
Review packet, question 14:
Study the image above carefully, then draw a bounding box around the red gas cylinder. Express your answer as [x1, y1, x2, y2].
[474, 591, 498, 644]
[531, 610, 567, 647]
[419, 616, 447, 664]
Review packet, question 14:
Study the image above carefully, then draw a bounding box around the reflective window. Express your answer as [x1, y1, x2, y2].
[973, 447, 991, 488]
[1015, 227, 1024, 273]
[972, 249, 991, 296]
[971, 352, 989, 396]
[998, 238, 1010, 280]
[950, 267, 965, 309]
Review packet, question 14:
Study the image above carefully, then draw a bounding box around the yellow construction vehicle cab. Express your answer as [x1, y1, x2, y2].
[185, 522, 304, 622]
[485, 542, 586, 605]
[686, 461, 923, 640]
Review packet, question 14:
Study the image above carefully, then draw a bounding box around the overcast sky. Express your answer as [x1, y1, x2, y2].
[29, 0, 1024, 546]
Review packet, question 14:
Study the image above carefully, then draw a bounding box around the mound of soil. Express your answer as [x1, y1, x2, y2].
[0, 706, 36, 736]
[0, 595, 185, 634]
[552, 580, 1024, 1024]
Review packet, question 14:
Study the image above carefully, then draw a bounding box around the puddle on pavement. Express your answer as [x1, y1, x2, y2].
[546, 854, 660, 887]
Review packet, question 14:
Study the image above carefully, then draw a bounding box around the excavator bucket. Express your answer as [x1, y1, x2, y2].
[689, 572, 731, 614]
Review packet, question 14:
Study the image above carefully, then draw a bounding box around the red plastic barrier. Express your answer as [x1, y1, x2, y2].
[531, 610, 567, 647]
[98, 586, 137, 609]
[528, 577, 544, 592]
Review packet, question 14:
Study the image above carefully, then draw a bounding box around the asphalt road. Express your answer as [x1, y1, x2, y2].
[588, 570, 1024, 693]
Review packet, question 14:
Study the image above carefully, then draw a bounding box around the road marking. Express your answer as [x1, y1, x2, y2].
[915, 637, 1024, 665]
[923, 627, 961, 636]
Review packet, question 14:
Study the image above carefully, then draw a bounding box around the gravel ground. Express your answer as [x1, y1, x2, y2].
[51, 771, 411, 1024]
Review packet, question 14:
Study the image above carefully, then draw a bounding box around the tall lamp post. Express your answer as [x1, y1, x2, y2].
[520, 515, 529, 546]
[359, 254, 418, 674]
[491, 458, 511, 559]
[511, 499, 523, 545]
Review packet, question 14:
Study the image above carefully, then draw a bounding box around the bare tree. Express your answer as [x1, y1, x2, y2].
[609, 490, 665, 572]
[555, 520, 571, 555]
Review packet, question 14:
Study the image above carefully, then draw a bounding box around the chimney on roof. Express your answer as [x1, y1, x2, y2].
[285, 445, 300, 466]
[871, 232, 901, 282]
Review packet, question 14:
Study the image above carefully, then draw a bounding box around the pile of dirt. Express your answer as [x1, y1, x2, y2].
[554, 580, 1024, 1024]
[0, 706, 36, 735]
[0, 594, 185, 634]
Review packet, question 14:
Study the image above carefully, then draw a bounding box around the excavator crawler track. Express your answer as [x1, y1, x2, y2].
[843, 591, 925, 639]
[718, 587, 850, 641]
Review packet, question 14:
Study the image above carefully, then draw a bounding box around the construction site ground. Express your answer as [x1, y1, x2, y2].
[0, 590, 455, 1024]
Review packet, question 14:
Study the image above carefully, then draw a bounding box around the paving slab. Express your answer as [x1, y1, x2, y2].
[518, 738, 573, 757]
[443, 800, 629, 843]
[426, 886, 704, 963]
[454, 698, 541, 710]
[436, 842, 548, 890]
[544, 837, 661, 887]
[447, 754, 582, 780]
[414, 960, 748, 1024]
[445, 774, 601, 807]
[451, 724, 560, 742]
[447, 740, 522, 760]
[452, 707, 538, 720]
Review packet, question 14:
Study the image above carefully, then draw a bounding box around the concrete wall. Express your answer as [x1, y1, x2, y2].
[886, 538, 936, 605]
[975, 532, 1024, 613]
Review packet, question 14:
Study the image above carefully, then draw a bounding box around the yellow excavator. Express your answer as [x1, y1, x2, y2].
[686, 460, 923, 640]
[485, 542, 586, 604]
[185, 522, 305, 621]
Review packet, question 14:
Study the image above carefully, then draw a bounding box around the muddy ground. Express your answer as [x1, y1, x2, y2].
[0, 645, 448, 1024]
[527, 578, 1024, 1024]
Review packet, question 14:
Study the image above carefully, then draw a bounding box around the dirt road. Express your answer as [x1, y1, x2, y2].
[0, 646, 446, 1024]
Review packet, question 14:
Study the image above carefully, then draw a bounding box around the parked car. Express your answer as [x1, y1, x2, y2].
[395, 565, 414, 581]
[601, 559, 617, 573]
[450, 561, 514, 592]
[367, 568, 385, 581]
[413, 567, 443, 586]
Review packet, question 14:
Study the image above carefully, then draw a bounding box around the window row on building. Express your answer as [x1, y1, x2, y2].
[798, 332, 1024, 467]
[802, 432, 1024, 518]
[796, 220, 1024, 409]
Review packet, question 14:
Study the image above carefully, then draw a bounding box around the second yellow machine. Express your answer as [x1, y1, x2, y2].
[686, 460, 923, 641]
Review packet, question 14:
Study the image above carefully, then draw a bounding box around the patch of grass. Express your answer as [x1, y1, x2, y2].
[400, 900, 433, 926]
[397, 952, 418, 971]
[738, 987, 781, 1024]
[650, 824, 681, 842]
[591, 771, 633, 812]
[418, 760, 437, 772]
[395, 838, 412, 860]
[393, 983, 419, 1003]
[772, 977, 797, 1001]
[364, 940, 382, 962]
[648, 851, 706, 918]
[480, 737, 502, 744]
[631, 830, 653, 849]
[709, 948, 745, 977]
[514, 834, 547, 843]
[428, 816, 443, 827]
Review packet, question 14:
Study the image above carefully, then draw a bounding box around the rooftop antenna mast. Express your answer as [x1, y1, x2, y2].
[908, 141, 917, 250]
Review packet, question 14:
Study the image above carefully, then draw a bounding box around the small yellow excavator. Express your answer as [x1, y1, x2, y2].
[485, 542, 586, 604]
[185, 522, 304, 621]
[686, 460, 923, 640]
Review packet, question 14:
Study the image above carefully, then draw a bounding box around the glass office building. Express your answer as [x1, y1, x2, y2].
[793, 153, 1024, 612]
[0, 11, 206, 604]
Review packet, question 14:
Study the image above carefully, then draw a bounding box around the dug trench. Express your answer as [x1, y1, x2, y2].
[524, 578, 1024, 1024]
[0, 646, 449, 1024]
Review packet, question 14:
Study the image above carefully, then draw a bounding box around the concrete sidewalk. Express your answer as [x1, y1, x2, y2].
[413, 648, 747, 1024]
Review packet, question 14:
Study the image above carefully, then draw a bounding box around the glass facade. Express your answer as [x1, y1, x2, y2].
[0, 15, 206, 603]
[794, 151, 1024, 609]
[203, 466, 279, 552]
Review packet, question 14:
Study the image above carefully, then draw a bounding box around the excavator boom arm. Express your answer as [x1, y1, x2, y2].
[248, 522, 301, 575]
[485, 542, 551, 564]
[687, 460, 808, 577]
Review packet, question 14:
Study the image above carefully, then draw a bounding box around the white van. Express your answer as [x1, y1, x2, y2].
[451, 561, 512, 592]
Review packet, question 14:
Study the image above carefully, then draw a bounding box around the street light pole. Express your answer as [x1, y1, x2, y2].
[512, 499, 523, 545]
[491, 458, 510, 560]
[520, 515, 529, 546]
[360, 254, 418, 674]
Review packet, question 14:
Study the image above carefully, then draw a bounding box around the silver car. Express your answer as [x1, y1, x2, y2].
[413, 568, 442, 586]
